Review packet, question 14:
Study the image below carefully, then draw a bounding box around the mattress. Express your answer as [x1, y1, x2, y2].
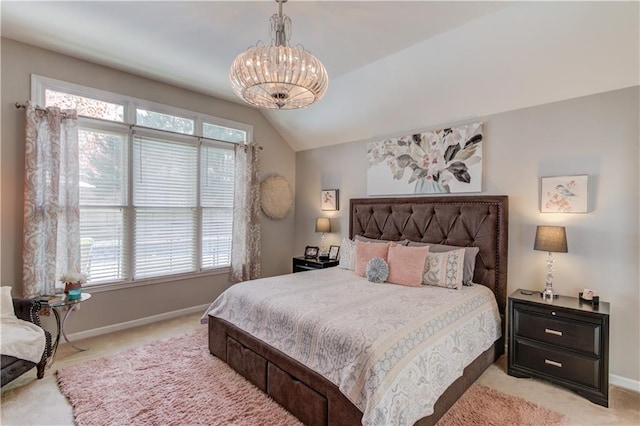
[204, 267, 501, 426]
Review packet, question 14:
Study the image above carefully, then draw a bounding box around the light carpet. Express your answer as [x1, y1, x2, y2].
[57, 326, 566, 426]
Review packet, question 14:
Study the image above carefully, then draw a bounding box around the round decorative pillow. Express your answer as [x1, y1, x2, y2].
[366, 257, 389, 283]
[260, 174, 293, 220]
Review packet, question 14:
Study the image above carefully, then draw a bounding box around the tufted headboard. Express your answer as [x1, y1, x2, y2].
[350, 195, 509, 322]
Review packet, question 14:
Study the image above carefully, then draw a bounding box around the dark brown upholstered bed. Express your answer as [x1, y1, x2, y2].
[209, 195, 508, 426]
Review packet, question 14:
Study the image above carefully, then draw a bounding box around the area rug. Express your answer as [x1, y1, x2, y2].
[437, 383, 567, 426]
[57, 327, 301, 426]
[58, 326, 566, 426]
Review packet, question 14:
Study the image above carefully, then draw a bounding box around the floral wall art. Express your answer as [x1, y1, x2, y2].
[540, 175, 589, 213]
[367, 122, 483, 195]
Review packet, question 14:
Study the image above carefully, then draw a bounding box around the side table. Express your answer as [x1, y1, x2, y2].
[42, 292, 92, 366]
[292, 256, 339, 272]
[508, 289, 610, 406]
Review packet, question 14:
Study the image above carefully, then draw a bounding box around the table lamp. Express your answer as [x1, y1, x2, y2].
[534, 225, 568, 300]
[315, 217, 331, 258]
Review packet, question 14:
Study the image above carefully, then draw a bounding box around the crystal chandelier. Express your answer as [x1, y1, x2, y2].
[229, 0, 328, 110]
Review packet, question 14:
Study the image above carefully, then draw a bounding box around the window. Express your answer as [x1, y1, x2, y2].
[35, 75, 251, 287]
[201, 143, 235, 268]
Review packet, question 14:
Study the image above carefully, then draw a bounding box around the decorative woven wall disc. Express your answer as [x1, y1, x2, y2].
[260, 174, 293, 219]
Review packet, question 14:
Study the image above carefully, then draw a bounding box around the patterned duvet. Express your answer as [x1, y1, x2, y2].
[204, 267, 501, 426]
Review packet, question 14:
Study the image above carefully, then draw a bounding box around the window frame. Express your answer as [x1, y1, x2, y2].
[31, 74, 252, 293]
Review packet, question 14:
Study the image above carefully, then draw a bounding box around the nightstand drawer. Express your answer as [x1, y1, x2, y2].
[513, 308, 600, 356]
[297, 259, 321, 268]
[513, 339, 601, 389]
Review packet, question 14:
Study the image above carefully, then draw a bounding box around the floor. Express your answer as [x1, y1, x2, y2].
[1, 312, 639, 425]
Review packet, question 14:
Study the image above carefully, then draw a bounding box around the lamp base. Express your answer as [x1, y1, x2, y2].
[539, 292, 559, 299]
[541, 283, 559, 301]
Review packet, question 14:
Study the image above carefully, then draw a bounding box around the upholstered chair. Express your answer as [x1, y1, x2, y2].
[1, 298, 52, 387]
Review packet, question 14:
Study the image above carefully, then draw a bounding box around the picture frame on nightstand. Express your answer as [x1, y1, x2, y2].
[328, 245, 340, 260]
[304, 246, 319, 259]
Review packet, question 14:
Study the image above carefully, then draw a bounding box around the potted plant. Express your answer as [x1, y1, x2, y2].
[59, 272, 87, 295]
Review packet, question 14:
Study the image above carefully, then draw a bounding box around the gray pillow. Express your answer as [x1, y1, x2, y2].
[407, 242, 479, 285]
[355, 235, 409, 246]
[365, 257, 389, 283]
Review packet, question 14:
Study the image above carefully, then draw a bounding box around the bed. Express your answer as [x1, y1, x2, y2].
[207, 195, 508, 426]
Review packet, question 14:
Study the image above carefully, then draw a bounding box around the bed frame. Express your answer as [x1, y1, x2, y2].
[209, 195, 508, 426]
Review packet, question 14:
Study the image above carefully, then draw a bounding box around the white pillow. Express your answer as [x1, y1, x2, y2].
[1, 286, 16, 319]
[422, 249, 465, 290]
[338, 237, 356, 271]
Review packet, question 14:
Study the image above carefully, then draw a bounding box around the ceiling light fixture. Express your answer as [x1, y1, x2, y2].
[229, 0, 328, 110]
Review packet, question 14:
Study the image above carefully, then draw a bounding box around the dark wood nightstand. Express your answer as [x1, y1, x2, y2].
[508, 289, 610, 407]
[292, 256, 339, 273]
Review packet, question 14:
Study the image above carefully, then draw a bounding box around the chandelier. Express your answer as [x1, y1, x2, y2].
[229, 0, 328, 110]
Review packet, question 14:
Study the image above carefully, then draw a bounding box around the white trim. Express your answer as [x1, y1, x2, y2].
[610, 374, 640, 393]
[63, 303, 211, 342]
[84, 267, 230, 294]
[30, 74, 253, 138]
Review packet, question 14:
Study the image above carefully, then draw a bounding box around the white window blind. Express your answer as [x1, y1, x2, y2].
[133, 135, 197, 278]
[80, 208, 127, 283]
[201, 143, 235, 268]
[78, 126, 128, 283]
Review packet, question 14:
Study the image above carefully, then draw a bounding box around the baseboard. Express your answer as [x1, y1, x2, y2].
[63, 303, 211, 342]
[610, 374, 640, 393]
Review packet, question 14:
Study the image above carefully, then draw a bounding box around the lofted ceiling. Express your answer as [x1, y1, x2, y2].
[2, 1, 638, 151]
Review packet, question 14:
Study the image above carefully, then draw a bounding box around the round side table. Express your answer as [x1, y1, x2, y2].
[42, 292, 92, 366]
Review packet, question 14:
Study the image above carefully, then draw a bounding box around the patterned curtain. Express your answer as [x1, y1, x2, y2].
[230, 143, 261, 283]
[22, 101, 80, 297]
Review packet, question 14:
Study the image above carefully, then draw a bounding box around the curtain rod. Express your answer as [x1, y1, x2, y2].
[15, 102, 71, 117]
[242, 143, 263, 151]
[16, 102, 264, 149]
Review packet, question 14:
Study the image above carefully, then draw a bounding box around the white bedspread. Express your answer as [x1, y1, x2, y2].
[204, 268, 501, 426]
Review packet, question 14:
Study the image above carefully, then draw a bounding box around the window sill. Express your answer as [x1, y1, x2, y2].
[83, 267, 231, 294]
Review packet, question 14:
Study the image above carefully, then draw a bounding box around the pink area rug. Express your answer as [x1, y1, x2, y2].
[58, 326, 566, 426]
[57, 327, 301, 426]
[437, 383, 567, 426]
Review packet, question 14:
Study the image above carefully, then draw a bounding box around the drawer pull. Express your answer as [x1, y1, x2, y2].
[544, 328, 563, 336]
[545, 359, 563, 368]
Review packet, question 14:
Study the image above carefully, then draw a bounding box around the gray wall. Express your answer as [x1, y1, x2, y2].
[0, 38, 296, 333]
[295, 87, 640, 384]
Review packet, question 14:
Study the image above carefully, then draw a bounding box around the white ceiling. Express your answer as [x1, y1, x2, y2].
[2, 1, 638, 151]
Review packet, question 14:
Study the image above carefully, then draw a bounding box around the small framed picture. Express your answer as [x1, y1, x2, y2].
[540, 175, 589, 213]
[329, 245, 340, 260]
[304, 246, 319, 259]
[321, 189, 339, 211]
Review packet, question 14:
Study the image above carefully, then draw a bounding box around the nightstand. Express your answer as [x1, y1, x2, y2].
[292, 256, 339, 273]
[508, 289, 610, 407]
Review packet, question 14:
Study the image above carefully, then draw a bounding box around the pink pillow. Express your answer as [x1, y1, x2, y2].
[355, 240, 390, 277]
[387, 244, 430, 287]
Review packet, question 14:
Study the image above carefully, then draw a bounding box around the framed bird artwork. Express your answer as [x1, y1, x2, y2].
[540, 175, 589, 213]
